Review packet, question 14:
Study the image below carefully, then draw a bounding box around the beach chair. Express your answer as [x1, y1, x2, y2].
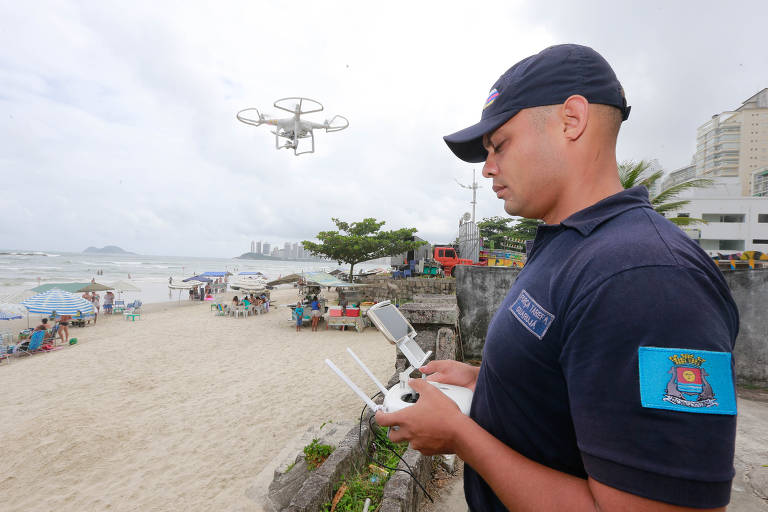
[214, 304, 226, 317]
[113, 300, 126, 314]
[16, 330, 45, 356]
[44, 324, 60, 344]
[0, 343, 12, 363]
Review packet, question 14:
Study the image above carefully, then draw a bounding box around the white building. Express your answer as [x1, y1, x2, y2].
[694, 88, 768, 195]
[671, 177, 768, 254]
[661, 89, 768, 255]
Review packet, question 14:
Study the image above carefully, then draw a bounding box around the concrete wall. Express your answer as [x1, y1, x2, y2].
[454, 265, 768, 387]
[453, 265, 520, 360]
[722, 269, 768, 386]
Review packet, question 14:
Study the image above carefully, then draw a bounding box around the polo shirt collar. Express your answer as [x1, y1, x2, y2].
[560, 186, 651, 236]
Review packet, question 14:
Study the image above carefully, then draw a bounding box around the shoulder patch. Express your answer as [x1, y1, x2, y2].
[638, 346, 736, 415]
[508, 289, 554, 340]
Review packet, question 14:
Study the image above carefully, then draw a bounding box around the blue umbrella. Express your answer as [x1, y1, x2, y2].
[22, 288, 94, 316]
[0, 302, 25, 320]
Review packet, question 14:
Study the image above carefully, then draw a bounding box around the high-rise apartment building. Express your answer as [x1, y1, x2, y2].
[262, 242, 271, 256]
[694, 88, 768, 195]
[255, 240, 262, 255]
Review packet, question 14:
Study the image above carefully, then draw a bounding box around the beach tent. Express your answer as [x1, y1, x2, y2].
[22, 289, 94, 316]
[31, 282, 92, 293]
[168, 280, 203, 302]
[199, 272, 232, 277]
[182, 275, 212, 283]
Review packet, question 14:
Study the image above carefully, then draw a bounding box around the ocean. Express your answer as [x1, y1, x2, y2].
[0, 251, 385, 304]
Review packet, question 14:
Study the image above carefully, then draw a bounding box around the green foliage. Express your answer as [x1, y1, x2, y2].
[478, 216, 541, 249]
[618, 160, 713, 226]
[320, 424, 408, 511]
[285, 461, 296, 472]
[303, 218, 426, 281]
[303, 439, 335, 471]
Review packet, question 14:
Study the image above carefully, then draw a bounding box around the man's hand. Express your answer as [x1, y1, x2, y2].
[374, 378, 470, 455]
[420, 360, 480, 390]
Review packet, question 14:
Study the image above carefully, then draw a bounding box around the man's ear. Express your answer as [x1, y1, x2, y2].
[561, 95, 589, 141]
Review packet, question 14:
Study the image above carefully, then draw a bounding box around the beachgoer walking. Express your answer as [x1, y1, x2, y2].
[91, 293, 100, 324]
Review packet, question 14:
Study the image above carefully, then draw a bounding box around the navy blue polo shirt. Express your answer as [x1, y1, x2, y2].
[465, 187, 739, 510]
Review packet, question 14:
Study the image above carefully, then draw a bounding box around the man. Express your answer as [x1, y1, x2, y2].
[375, 44, 738, 511]
[103, 290, 114, 314]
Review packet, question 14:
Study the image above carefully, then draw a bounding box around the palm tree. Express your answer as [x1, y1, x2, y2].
[618, 160, 712, 226]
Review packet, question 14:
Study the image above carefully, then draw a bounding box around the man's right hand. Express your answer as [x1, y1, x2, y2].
[420, 360, 480, 391]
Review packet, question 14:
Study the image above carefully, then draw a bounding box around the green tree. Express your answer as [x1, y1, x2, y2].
[302, 218, 426, 281]
[478, 216, 542, 250]
[618, 160, 712, 226]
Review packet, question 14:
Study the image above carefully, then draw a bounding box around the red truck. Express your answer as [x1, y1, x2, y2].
[433, 246, 478, 277]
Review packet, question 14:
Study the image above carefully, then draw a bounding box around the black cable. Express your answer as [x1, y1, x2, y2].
[357, 397, 434, 503]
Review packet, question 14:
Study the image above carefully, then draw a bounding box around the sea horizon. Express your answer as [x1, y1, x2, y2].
[0, 249, 388, 305]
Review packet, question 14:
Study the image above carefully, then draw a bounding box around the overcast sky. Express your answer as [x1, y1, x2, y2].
[2, 1, 767, 257]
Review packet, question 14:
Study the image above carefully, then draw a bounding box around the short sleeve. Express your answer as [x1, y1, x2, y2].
[560, 265, 738, 508]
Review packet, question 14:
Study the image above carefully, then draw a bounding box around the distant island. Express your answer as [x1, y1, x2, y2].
[236, 252, 283, 261]
[83, 245, 136, 255]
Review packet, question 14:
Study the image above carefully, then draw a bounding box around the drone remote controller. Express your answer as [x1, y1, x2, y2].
[324, 301, 473, 415]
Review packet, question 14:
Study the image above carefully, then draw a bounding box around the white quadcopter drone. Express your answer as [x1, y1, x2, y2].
[325, 301, 473, 416]
[236, 97, 349, 156]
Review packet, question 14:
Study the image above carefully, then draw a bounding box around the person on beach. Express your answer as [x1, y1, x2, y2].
[56, 314, 71, 344]
[232, 295, 239, 307]
[294, 302, 304, 332]
[375, 44, 739, 511]
[310, 295, 320, 331]
[91, 293, 100, 324]
[104, 291, 114, 314]
[34, 318, 50, 331]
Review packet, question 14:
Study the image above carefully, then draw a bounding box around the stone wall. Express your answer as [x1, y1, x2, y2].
[357, 276, 456, 303]
[454, 265, 768, 387]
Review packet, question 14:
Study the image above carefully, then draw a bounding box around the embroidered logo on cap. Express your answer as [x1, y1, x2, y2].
[483, 88, 499, 110]
[638, 346, 736, 415]
[509, 289, 554, 340]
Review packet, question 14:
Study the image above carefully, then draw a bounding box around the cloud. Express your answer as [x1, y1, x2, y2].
[1, 0, 766, 256]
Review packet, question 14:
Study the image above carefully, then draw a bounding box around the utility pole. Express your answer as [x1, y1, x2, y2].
[455, 169, 479, 223]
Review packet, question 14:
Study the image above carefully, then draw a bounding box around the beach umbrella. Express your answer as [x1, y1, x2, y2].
[77, 283, 114, 292]
[22, 288, 94, 316]
[0, 303, 25, 320]
[0, 292, 36, 327]
[110, 281, 141, 292]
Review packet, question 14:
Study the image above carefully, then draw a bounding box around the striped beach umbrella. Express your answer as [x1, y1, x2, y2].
[21, 288, 94, 316]
[0, 303, 24, 320]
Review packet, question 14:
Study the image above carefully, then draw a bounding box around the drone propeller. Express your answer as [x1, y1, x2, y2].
[324, 115, 349, 133]
[236, 108, 268, 127]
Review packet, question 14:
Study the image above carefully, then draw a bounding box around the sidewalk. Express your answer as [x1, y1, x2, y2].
[422, 392, 768, 511]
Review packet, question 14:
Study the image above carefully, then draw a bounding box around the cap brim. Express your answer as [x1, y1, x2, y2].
[443, 110, 520, 163]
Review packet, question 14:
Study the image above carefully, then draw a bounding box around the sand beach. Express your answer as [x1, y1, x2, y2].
[0, 287, 397, 511]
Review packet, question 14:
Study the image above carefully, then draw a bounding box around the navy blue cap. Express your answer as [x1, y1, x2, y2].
[444, 44, 631, 163]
